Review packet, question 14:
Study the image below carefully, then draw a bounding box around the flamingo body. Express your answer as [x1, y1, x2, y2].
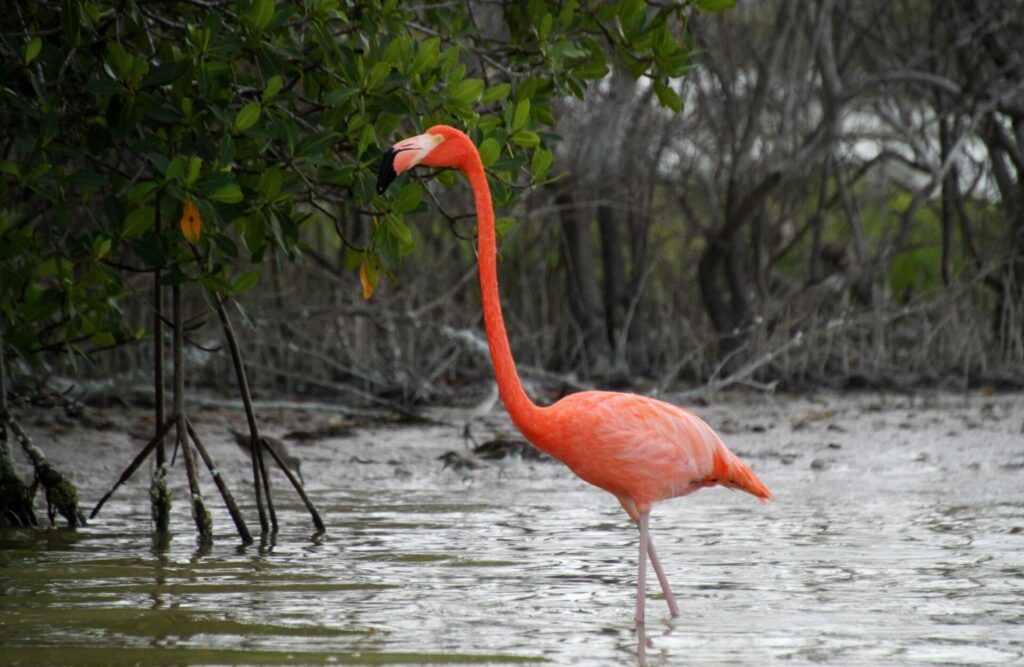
[521, 391, 770, 516]
[377, 125, 771, 625]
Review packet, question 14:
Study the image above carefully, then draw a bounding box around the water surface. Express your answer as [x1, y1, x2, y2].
[1, 392, 1022, 665]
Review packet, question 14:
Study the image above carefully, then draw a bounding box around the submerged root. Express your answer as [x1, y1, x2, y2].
[4, 413, 86, 528]
[0, 458, 37, 527]
[190, 493, 213, 545]
[35, 461, 87, 528]
[149, 466, 171, 533]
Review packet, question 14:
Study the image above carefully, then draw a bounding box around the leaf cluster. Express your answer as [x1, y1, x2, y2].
[0, 0, 710, 366]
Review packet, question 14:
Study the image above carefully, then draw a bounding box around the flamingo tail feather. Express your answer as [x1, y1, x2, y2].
[713, 451, 772, 503]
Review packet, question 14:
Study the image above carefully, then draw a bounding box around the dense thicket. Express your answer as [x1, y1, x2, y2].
[4, 0, 1023, 412]
[1, 0, 703, 396]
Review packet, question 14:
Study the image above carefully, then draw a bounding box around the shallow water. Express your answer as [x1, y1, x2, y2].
[2, 392, 1023, 665]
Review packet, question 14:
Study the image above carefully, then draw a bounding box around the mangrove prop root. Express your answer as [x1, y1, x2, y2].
[172, 283, 211, 545]
[0, 329, 36, 528]
[177, 416, 212, 546]
[36, 461, 87, 528]
[260, 436, 325, 534]
[7, 416, 86, 528]
[0, 438, 37, 528]
[91, 417, 175, 519]
[257, 439, 277, 533]
[186, 419, 253, 545]
[198, 245, 274, 534]
[149, 465, 171, 532]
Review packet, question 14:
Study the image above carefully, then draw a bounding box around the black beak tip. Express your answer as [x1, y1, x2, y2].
[376, 147, 398, 195]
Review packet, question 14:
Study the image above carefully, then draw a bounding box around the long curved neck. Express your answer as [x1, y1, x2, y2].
[462, 156, 540, 427]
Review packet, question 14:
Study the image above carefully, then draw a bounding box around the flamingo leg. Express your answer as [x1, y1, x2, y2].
[646, 535, 679, 617]
[637, 512, 649, 626]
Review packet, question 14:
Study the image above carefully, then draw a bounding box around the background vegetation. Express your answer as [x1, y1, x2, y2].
[3, 0, 1023, 417]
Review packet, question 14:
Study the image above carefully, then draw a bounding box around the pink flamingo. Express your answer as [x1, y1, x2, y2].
[377, 126, 772, 625]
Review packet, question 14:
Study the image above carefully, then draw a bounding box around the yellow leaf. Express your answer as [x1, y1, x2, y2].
[359, 261, 376, 300]
[179, 198, 202, 245]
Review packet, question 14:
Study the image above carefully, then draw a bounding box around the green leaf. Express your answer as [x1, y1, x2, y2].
[92, 236, 112, 260]
[165, 156, 186, 181]
[210, 184, 244, 203]
[450, 78, 484, 103]
[653, 80, 682, 113]
[538, 13, 553, 41]
[435, 170, 457, 187]
[356, 124, 375, 159]
[126, 181, 158, 204]
[249, 0, 275, 30]
[263, 74, 283, 102]
[694, 0, 735, 12]
[105, 42, 132, 81]
[235, 300, 259, 329]
[195, 172, 234, 193]
[477, 115, 503, 131]
[186, 156, 203, 187]
[365, 61, 391, 91]
[491, 155, 527, 172]
[234, 101, 261, 132]
[213, 233, 239, 258]
[618, 0, 645, 27]
[258, 166, 283, 200]
[412, 37, 441, 73]
[387, 216, 413, 247]
[24, 37, 42, 65]
[219, 135, 236, 166]
[572, 62, 609, 80]
[84, 78, 128, 96]
[230, 269, 261, 294]
[479, 138, 501, 167]
[481, 83, 511, 104]
[325, 87, 358, 107]
[531, 147, 553, 181]
[123, 207, 156, 237]
[140, 59, 190, 88]
[199, 274, 229, 292]
[298, 131, 343, 159]
[394, 183, 423, 214]
[91, 332, 116, 347]
[511, 99, 531, 132]
[242, 214, 267, 256]
[495, 217, 516, 237]
[376, 215, 414, 265]
[510, 130, 540, 148]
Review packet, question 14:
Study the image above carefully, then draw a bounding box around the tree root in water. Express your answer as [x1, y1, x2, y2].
[0, 445, 37, 527]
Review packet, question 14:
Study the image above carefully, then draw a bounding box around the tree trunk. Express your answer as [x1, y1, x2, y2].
[557, 186, 614, 376]
[597, 203, 629, 370]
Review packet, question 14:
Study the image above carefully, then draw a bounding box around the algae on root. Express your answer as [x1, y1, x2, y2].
[36, 461, 87, 528]
[0, 440, 37, 527]
[149, 465, 172, 532]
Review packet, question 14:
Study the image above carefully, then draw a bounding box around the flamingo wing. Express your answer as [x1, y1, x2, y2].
[529, 392, 716, 505]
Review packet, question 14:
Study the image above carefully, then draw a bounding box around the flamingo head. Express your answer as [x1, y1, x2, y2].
[376, 125, 472, 194]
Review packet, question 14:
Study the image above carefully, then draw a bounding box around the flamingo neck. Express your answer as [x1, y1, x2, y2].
[463, 158, 540, 428]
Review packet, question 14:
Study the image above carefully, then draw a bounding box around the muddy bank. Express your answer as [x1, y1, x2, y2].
[8, 388, 1023, 527]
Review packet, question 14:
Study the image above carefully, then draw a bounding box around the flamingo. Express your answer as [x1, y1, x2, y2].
[377, 125, 772, 626]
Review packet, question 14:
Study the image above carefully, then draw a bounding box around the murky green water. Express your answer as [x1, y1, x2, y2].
[2, 393, 1023, 665]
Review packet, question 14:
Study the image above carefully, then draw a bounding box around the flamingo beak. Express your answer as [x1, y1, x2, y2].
[376, 132, 444, 194]
[376, 148, 401, 195]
